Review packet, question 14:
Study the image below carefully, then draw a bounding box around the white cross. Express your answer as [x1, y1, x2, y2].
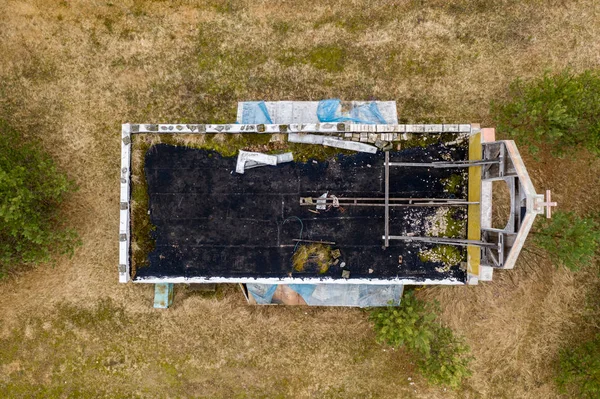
[539, 189, 558, 218]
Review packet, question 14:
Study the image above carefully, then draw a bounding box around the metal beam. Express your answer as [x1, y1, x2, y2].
[292, 239, 336, 245]
[300, 197, 477, 207]
[312, 203, 477, 207]
[302, 197, 470, 201]
[384, 151, 390, 247]
[387, 160, 499, 168]
[384, 235, 497, 248]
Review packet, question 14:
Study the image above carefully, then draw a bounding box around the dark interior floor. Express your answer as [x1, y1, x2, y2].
[135, 140, 469, 282]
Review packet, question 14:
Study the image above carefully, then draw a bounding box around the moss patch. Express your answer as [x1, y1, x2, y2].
[400, 133, 463, 149]
[286, 141, 355, 162]
[441, 172, 467, 195]
[146, 133, 355, 162]
[157, 133, 277, 156]
[426, 207, 467, 239]
[442, 208, 467, 238]
[292, 244, 333, 274]
[130, 137, 155, 274]
[419, 245, 465, 271]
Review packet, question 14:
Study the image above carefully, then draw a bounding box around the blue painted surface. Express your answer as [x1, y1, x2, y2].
[154, 283, 174, 308]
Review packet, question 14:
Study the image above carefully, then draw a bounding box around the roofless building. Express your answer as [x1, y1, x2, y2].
[118, 101, 556, 307]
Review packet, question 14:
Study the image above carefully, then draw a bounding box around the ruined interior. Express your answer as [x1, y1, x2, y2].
[137, 141, 469, 283]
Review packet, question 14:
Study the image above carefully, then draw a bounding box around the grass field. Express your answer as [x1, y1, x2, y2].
[1, 0, 599, 397]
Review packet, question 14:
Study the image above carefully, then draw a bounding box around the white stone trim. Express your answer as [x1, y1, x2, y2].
[129, 123, 472, 134]
[119, 124, 131, 283]
[132, 276, 466, 285]
[120, 121, 476, 284]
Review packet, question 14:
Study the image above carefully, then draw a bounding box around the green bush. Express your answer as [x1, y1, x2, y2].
[370, 291, 472, 388]
[532, 211, 600, 271]
[416, 325, 472, 388]
[0, 120, 78, 276]
[556, 335, 600, 398]
[491, 70, 600, 156]
[370, 290, 438, 354]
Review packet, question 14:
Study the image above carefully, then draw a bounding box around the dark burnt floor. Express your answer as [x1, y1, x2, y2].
[135, 141, 469, 282]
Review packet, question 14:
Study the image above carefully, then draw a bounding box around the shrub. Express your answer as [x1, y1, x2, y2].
[556, 335, 600, 398]
[0, 120, 78, 276]
[370, 291, 472, 388]
[491, 70, 600, 156]
[416, 325, 472, 389]
[532, 211, 600, 271]
[371, 290, 438, 355]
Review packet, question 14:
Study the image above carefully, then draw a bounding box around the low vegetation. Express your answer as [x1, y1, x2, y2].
[532, 211, 600, 271]
[0, 120, 78, 277]
[308, 45, 347, 73]
[556, 334, 600, 398]
[492, 70, 600, 156]
[370, 291, 472, 389]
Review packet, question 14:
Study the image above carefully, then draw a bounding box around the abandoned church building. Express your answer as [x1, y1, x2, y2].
[118, 101, 556, 308]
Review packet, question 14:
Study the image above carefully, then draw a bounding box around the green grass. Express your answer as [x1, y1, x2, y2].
[308, 45, 347, 73]
[400, 51, 448, 79]
[0, 298, 139, 398]
[271, 21, 291, 35]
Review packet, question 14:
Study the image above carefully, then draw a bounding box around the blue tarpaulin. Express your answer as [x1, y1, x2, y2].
[317, 99, 388, 124]
[239, 101, 273, 124]
[246, 283, 403, 307]
[246, 284, 278, 304]
[287, 284, 317, 299]
[239, 99, 391, 125]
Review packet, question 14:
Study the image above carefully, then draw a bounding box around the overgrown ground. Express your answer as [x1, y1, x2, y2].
[1, 0, 599, 397]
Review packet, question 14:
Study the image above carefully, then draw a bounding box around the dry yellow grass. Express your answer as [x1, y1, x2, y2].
[1, 0, 599, 397]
